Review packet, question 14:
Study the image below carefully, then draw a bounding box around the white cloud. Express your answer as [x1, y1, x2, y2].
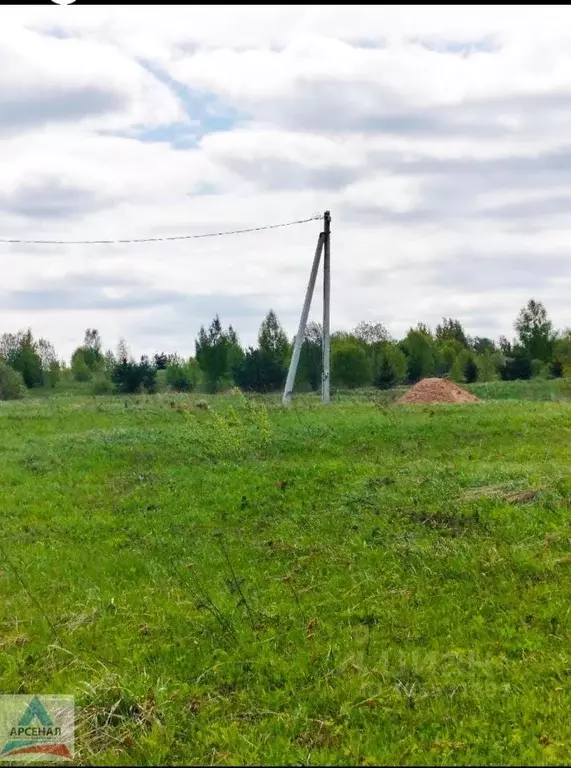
[0, 22, 184, 136]
[0, 5, 570, 360]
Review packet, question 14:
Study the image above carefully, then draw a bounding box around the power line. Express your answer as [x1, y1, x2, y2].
[0, 214, 322, 246]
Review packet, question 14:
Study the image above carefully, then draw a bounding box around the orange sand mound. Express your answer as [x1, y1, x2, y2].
[397, 377, 480, 404]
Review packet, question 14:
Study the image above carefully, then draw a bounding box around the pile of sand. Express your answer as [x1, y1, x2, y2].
[398, 377, 480, 405]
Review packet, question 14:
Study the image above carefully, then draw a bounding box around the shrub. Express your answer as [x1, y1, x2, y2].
[154, 352, 169, 370]
[71, 344, 104, 382]
[331, 342, 372, 389]
[449, 356, 465, 382]
[550, 359, 564, 379]
[232, 348, 287, 393]
[91, 375, 113, 395]
[373, 345, 406, 390]
[476, 352, 498, 382]
[297, 322, 322, 392]
[0, 361, 26, 400]
[500, 357, 533, 381]
[165, 362, 188, 391]
[374, 355, 398, 389]
[45, 361, 61, 388]
[155, 369, 168, 393]
[71, 352, 92, 382]
[6, 331, 44, 388]
[401, 329, 435, 383]
[464, 360, 478, 383]
[463, 355, 479, 383]
[112, 357, 157, 394]
[196, 316, 241, 393]
[139, 357, 157, 394]
[373, 344, 407, 389]
[436, 340, 465, 376]
[112, 360, 139, 394]
[258, 310, 290, 368]
[491, 351, 507, 376]
[166, 359, 201, 392]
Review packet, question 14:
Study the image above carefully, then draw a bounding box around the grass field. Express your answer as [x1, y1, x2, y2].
[1, 384, 570, 765]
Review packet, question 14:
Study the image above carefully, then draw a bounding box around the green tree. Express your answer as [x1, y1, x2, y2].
[531, 359, 546, 378]
[476, 352, 497, 382]
[0, 332, 16, 359]
[330, 331, 364, 345]
[103, 350, 116, 376]
[460, 350, 479, 383]
[195, 315, 240, 393]
[258, 310, 290, 366]
[112, 356, 157, 394]
[0, 361, 26, 400]
[449, 356, 464, 383]
[436, 317, 468, 347]
[3, 330, 44, 388]
[298, 321, 322, 392]
[71, 349, 92, 381]
[139, 355, 157, 393]
[331, 341, 372, 389]
[196, 316, 225, 392]
[491, 350, 507, 377]
[554, 329, 571, 375]
[472, 337, 496, 354]
[85, 329, 103, 367]
[353, 321, 390, 346]
[227, 325, 245, 378]
[233, 348, 287, 393]
[550, 359, 564, 378]
[500, 353, 533, 381]
[45, 360, 61, 388]
[416, 322, 433, 339]
[240, 310, 290, 392]
[373, 357, 398, 389]
[116, 338, 132, 364]
[82, 328, 103, 369]
[401, 328, 435, 383]
[166, 358, 201, 391]
[37, 338, 58, 370]
[112, 359, 139, 393]
[375, 357, 397, 389]
[154, 352, 169, 370]
[514, 299, 556, 363]
[437, 340, 464, 375]
[373, 344, 407, 389]
[353, 325, 392, 379]
[70, 329, 104, 381]
[499, 335, 513, 355]
[91, 375, 113, 395]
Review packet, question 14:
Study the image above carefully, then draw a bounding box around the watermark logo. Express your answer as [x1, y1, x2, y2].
[0, 696, 74, 762]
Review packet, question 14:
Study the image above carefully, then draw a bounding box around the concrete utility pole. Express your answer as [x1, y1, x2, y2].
[281, 232, 324, 405]
[281, 211, 331, 405]
[322, 211, 331, 404]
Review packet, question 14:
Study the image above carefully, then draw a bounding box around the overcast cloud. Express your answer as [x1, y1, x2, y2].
[0, 5, 570, 359]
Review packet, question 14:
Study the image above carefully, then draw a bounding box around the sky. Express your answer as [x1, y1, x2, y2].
[1, 5, 570, 361]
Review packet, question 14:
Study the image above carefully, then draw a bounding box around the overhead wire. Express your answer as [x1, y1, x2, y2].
[0, 214, 323, 245]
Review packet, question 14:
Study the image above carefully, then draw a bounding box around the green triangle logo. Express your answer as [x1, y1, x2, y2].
[18, 696, 53, 728]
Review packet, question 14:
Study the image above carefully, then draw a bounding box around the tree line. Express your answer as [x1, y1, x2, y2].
[0, 299, 569, 400]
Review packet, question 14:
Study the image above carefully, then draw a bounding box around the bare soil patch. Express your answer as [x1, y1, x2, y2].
[398, 377, 480, 405]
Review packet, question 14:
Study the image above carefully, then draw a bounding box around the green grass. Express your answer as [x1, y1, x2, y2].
[1, 387, 570, 765]
[467, 377, 571, 402]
